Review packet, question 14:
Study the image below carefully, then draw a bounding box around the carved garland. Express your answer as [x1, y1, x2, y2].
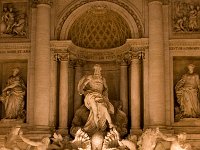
[55, 0, 144, 39]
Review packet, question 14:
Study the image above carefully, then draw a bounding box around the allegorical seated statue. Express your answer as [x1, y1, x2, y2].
[71, 64, 127, 137]
[0, 67, 26, 120]
[175, 64, 200, 119]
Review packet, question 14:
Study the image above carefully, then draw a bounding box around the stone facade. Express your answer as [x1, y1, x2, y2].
[0, 0, 200, 149]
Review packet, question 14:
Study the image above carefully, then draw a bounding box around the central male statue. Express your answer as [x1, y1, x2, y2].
[77, 64, 115, 132]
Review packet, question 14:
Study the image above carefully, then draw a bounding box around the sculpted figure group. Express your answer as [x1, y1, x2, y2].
[173, 2, 200, 32]
[0, 6, 26, 36]
[0, 126, 192, 150]
[0, 64, 194, 149]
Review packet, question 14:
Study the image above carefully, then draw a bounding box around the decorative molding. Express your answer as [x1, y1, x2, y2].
[148, 0, 163, 4]
[116, 51, 132, 65]
[32, 0, 52, 5]
[51, 46, 69, 62]
[116, 50, 145, 65]
[73, 59, 86, 67]
[0, 43, 30, 54]
[54, 53, 69, 62]
[169, 39, 200, 51]
[55, 0, 144, 39]
[50, 39, 147, 62]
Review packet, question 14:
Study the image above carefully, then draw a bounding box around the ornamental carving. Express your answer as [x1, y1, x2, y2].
[172, 0, 200, 33]
[169, 39, 200, 51]
[0, 2, 28, 38]
[116, 50, 145, 65]
[54, 53, 69, 61]
[56, 0, 144, 39]
[50, 40, 147, 62]
[0, 43, 30, 54]
[68, 5, 131, 49]
[32, 0, 52, 5]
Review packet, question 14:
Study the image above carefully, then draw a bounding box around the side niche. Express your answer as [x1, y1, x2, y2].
[173, 57, 200, 123]
[172, 0, 200, 33]
[0, 1, 28, 38]
[0, 62, 27, 123]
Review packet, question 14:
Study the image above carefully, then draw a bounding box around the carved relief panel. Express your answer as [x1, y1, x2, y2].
[0, 1, 28, 39]
[172, 0, 200, 33]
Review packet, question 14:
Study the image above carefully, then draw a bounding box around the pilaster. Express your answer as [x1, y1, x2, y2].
[148, 0, 166, 127]
[33, 1, 51, 126]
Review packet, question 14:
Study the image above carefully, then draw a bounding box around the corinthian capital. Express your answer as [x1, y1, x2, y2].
[54, 53, 69, 61]
[117, 52, 132, 65]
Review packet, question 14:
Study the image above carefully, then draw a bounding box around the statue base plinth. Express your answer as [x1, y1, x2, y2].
[0, 119, 24, 124]
[173, 118, 200, 127]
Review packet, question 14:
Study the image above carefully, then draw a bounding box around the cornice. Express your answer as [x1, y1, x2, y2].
[0, 43, 31, 54]
[50, 39, 147, 62]
[0, 43, 30, 48]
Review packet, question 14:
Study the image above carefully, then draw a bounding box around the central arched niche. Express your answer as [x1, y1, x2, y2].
[57, 1, 143, 41]
[67, 5, 132, 49]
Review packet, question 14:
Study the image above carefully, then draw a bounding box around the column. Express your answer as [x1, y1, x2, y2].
[73, 60, 84, 113]
[27, 4, 37, 124]
[120, 61, 128, 116]
[49, 52, 58, 127]
[148, 0, 166, 126]
[58, 53, 69, 134]
[68, 61, 75, 127]
[163, 4, 171, 125]
[130, 55, 141, 133]
[34, 0, 51, 126]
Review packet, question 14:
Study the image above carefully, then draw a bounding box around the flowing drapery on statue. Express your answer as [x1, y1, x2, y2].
[175, 64, 200, 118]
[77, 64, 114, 133]
[0, 67, 26, 120]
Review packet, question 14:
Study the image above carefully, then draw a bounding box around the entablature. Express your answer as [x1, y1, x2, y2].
[50, 39, 148, 62]
[169, 39, 200, 51]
